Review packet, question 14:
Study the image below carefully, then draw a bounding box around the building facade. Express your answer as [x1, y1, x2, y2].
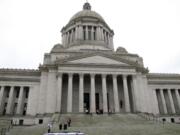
[0, 2, 180, 124]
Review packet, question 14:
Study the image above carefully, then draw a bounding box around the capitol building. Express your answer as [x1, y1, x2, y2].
[0, 2, 180, 125]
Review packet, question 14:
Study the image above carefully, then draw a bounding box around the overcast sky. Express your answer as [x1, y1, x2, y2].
[0, 0, 180, 73]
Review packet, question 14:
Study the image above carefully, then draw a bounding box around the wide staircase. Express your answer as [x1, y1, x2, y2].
[5, 114, 180, 135]
[0, 118, 12, 135]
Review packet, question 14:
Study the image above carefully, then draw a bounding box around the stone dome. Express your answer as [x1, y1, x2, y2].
[116, 47, 128, 54]
[61, 2, 114, 51]
[69, 10, 105, 23]
[51, 44, 64, 52]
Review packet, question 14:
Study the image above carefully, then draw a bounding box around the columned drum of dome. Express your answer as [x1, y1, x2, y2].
[61, 2, 114, 51]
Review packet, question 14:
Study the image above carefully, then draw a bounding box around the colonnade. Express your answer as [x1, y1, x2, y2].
[62, 25, 113, 47]
[156, 89, 180, 114]
[0, 86, 29, 115]
[56, 73, 133, 113]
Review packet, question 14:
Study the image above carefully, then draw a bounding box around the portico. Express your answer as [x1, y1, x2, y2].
[56, 70, 136, 114]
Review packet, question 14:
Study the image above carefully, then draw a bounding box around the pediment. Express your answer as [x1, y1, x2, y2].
[66, 55, 129, 66]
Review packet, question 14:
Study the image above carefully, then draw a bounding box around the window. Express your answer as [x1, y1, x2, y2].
[93, 27, 96, 40]
[171, 118, 175, 123]
[19, 119, 24, 125]
[39, 119, 43, 124]
[162, 118, 166, 122]
[72, 28, 75, 42]
[83, 26, 86, 40]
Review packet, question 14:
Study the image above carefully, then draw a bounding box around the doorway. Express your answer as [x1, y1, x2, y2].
[84, 93, 90, 112]
[96, 93, 100, 111]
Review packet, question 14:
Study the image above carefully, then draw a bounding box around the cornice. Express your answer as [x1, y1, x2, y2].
[148, 81, 180, 85]
[0, 77, 40, 82]
[0, 68, 40, 76]
[39, 64, 58, 71]
[147, 73, 180, 79]
[50, 45, 139, 57]
[147, 73, 180, 85]
[59, 63, 135, 69]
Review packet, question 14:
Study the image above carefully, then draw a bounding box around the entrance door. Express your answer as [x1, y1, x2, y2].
[96, 93, 99, 111]
[84, 93, 90, 112]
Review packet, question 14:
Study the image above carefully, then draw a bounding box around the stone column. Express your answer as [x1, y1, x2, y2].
[109, 36, 112, 49]
[152, 89, 160, 114]
[97, 26, 101, 40]
[132, 75, 138, 112]
[6, 86, 14, 114]
[168, 89, 176, 113]
[90, 74, 96, 113]
[104, 31, 107, 43]
[16, 87, 24, 115]
[86, 26, 88, 40]
[75, 26, 79, 41]
[0, 86, 5, 111]
[101, 28, 104, 41]
[63, 33, 66, 46]
[112, 74, 120, 113]
[123, 75, 130, 113]
[78, 25, 83, 40]
[65, 32, 68, 45]
[102, 74, 108, 113]
[56, 74, 62, 112]
[111, 36, 114, 49]
[175, 89, 180, 111]
[65, 32, 67, 45]
[160, 89, 168, 114]
[62, 34, 64, 45]
[63, 34, 66, 45]
[79, 73, 84, 113]
[67, 73, 73, 113]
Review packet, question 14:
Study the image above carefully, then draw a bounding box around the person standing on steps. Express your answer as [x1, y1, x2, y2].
[47, 123, 52, 133]
[67, 118, 71, 127]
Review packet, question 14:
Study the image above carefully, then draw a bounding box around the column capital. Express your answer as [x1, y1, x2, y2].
[112, 74, 117, 78]
[90, 73, 96, 78]
[79, 73, 84, 77]
[123, 74, 128, 78]
[0, 86, 5, 89]
[101, 74, 107, 78]
[68, 73, 73, 77]
[57, 73, 63, 77]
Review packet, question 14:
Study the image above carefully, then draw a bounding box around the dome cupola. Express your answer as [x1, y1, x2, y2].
[61, 2, 114, 51]
[83, 2, 91, 10]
